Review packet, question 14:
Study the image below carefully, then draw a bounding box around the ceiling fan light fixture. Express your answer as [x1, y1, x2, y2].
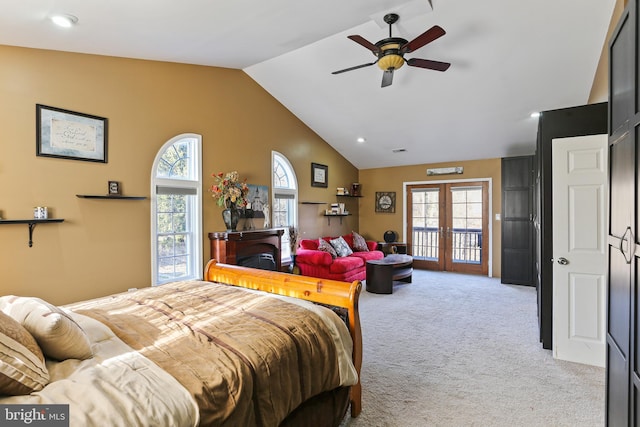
[378, 54, 404, 71]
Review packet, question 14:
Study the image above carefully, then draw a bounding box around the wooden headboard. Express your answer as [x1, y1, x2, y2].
[204, 259, 363, 417]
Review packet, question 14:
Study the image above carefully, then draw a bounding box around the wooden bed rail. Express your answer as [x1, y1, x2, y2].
[204, 259, 363, 417]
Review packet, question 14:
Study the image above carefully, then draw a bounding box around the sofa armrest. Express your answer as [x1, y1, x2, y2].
[366, 241, 378, 251]
[295, 248, 334, 266]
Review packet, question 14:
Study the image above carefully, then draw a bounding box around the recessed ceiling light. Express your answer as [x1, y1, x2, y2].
[356, 137, 366, 143]
[51, 14, 78, 28]
[530, 112, 540, 118]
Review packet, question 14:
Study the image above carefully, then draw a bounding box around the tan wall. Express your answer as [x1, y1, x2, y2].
[358, 158, 502, 277]
[589, 0, 626, 103]
[0, 45, 358, 305]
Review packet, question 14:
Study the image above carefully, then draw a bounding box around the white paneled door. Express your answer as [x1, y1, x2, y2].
[552, 134, 608, 367]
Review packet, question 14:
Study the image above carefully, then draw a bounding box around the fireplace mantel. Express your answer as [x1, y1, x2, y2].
[208, 228, 284, 271]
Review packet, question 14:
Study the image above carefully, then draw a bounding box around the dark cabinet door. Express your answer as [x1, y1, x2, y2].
[606, 2, 637, 425]
[501, 156, 534, 285]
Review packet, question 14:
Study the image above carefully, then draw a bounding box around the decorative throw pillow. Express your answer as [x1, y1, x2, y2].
[0, 311, 49, 395]
[318, 238, 338, 259]
[330, 236, 353, 257]
[0, 296, 93, 361]
[352, 231, 369, 252]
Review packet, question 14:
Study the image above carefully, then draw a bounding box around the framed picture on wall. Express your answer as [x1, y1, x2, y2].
[375, 192, 396, 213]
[311, 163, 328, 188]
[243, 184, 269, 218]
[36, 104, 108, 163]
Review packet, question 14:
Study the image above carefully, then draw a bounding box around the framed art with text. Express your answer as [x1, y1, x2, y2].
[311, 163, 328, 188]
[36, 104, 108, 163]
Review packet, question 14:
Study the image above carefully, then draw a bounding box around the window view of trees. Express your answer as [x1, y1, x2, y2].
[152, 134, 202, 285]
[272, 152, 297, 260]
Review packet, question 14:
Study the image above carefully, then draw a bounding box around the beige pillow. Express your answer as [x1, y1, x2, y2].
[0, 296, 92, 361]
[0, 311, 49, 395]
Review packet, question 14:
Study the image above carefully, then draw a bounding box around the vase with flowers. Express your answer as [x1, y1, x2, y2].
[210, 171, 249, 231]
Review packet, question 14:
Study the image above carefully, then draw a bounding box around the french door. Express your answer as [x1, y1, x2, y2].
[407, 181, 489, 275]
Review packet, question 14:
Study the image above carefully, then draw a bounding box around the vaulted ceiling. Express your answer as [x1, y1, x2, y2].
[0, 0, 616, 168]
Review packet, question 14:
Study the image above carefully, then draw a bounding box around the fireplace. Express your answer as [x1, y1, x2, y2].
[208, 229, 283, 271]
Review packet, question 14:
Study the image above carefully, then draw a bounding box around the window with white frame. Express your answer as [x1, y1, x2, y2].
[151, 134, 202, 285]
[272, 151, 298, 261]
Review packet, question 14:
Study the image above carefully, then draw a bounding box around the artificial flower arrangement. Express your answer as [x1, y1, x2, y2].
[210, 171, 249, 209]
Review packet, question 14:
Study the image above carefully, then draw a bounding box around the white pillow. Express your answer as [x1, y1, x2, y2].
[0, 296, 93, 361]
[330, 236, 353, 257]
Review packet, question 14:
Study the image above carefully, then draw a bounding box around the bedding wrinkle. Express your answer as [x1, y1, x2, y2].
[74, 280, 352, 426]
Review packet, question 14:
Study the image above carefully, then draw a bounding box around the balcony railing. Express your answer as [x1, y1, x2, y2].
[411, 227, 482, 264]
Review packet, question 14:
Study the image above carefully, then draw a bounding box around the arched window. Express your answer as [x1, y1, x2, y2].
[272, 151, 298, 261]
[151, 134, 202, 285]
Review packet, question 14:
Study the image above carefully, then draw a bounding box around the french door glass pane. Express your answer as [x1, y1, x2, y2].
[412, 189, 439, 260]
[450, 187, 482, 264]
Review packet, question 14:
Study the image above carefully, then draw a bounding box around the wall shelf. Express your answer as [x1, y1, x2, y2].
[323, 213, 350, 225]
[300, 201, 327, 205]
[0, 218, 64, 247]
[76, 194, 147, 200]
[336, 194, 362, 198]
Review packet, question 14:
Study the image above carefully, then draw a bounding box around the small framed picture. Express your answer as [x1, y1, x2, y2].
[311, 163, 328, 188]
[108, 181, 121, 195]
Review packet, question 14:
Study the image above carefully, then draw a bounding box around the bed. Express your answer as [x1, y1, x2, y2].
[0, 260, 363, 426]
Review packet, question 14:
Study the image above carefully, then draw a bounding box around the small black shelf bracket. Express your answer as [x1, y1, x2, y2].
[323, 214, 349, 225]
[0, 219, 65, 247]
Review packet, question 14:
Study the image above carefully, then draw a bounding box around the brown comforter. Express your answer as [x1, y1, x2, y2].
[74, 281, 350, 427]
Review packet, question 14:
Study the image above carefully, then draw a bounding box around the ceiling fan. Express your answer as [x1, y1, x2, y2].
[332, 13, 450, 88]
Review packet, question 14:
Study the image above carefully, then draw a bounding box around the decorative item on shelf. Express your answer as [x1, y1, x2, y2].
[33, 206, 48, 219]
[337, 187, 348, 195]
[351, 183, 361, 197]
[263, 204, 270, 228]
[209, 171, 249, 232]
[242, 206, 255, 230]
[108, 180, 121, 195]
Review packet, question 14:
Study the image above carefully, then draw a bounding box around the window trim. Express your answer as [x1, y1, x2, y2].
[151, 133, 203, 285]
[272, 151, 298, 261]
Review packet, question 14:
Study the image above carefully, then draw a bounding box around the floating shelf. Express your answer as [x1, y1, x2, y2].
[300, 201, 327, 205]
[0, 218, 64, 247]
[76, 194, 147, 200]
[336, 194, 362, 198]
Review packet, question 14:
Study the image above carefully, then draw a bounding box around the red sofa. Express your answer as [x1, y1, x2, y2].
[295, 233, 384, 282]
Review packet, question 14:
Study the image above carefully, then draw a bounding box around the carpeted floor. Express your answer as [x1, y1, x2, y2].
[340, 269, 605, 427]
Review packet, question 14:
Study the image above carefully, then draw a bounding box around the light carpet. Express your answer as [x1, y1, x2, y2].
[340, 269, 604, 427]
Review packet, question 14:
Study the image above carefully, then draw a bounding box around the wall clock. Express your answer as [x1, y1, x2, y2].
[375, 192, 396, 213]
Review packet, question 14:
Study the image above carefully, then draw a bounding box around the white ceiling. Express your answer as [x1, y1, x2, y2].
[0, 0, 616, 169]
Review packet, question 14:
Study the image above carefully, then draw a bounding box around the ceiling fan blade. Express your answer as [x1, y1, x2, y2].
[406, 58, 451, 72]
[347, 35, 380, 53]
[401, 25, 446, 54]
[332, 61, 377, 75]
[381, 69, 394, 88]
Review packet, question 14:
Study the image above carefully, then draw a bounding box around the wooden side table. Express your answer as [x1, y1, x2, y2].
[366, 254, 413, 294]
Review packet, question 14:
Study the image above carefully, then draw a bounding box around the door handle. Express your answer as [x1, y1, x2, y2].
[557, 257, 569, 265]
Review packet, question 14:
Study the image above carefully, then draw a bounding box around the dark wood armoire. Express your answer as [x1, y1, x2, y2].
[501, 156, 535, 286]
[606, 1, 637, 424]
